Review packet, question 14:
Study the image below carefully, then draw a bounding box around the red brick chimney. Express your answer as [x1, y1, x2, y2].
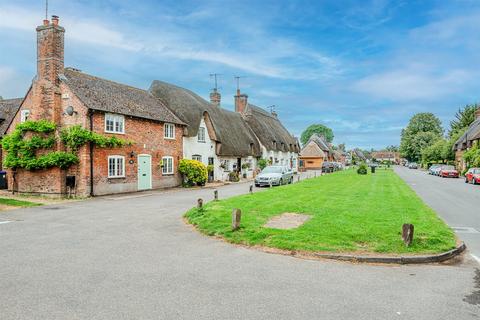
[234, 89, 248, 114]
[34, 15, 65, 122]
[210, 88, 221, 107]
[36, 15, 65, 84]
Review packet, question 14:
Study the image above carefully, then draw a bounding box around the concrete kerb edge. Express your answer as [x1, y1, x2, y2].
[309, 242, 466, 264]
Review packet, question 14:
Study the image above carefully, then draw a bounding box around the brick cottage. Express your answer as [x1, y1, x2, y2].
[4, 16, 185, 196]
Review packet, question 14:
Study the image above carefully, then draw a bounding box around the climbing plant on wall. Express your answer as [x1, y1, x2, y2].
[2, 121, 129, 171]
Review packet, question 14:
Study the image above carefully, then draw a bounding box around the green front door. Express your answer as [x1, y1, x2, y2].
[138, 155, 152, 190]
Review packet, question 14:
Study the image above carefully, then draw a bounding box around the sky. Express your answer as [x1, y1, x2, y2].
[1, 0, 480, 150]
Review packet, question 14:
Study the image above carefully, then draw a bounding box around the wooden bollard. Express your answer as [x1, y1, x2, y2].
[232, 208, 241, 231]
[249, 185, 253, 193]
[197, 198, 203, 209]
[214, 190, 218, 201]
[269, 181, 273, 188]
[314, 172, 317, 178]
[402, 223, 414, 246]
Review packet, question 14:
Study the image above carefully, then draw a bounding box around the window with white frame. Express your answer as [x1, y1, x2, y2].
[20, 110, 30, 123]
[162, 156, 174, 174]
[108, 156, 125, 178]
[105, 114, 125, 133]
[197, 127, 206, 142]
[164, 123, 175, 139]
[192, 155, 202, 162]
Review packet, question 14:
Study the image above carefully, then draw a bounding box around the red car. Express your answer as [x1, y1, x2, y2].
[439, 165, 459, 178]
[465, 168, 480, 184]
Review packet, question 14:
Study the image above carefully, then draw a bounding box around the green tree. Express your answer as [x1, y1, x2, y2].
[449, 104, 478, 137]
[385, 145, 398, 152]
[300, 124, 334, 145]
[421, 139, 446, 164]
[400, 113, 443, 162]
[337, 143, 346, 151]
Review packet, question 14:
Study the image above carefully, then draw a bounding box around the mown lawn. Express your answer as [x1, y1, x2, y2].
[0, 198, 42, 208]
[185, 169, 457, 254]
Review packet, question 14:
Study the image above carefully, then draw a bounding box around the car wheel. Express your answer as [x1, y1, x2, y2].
[255, 184, 260, 187]
[465, 178, 469, 183]
[289, 177, 293, 184]
[279, 179, 283, 185]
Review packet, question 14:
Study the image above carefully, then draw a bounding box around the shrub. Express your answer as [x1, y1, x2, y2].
[258, 159, 267, 170]
[178, 159, 208, 186]
[357, 162, 368, 175]
[229, 171, 240, 182]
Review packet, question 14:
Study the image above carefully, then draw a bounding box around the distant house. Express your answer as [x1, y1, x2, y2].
[453, 109, 480, 170]
[234, 90, 300, 171]
[3, 16, 185, 196]
[298, 134, 331, 170]
[0, 98, 22, 169]
[371, 151, 400, 164]
[352, 148, 367, 163]
[149, 81, 261, 181]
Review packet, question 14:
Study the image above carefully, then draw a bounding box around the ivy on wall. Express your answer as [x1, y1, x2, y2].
[2, 120, 129, 171]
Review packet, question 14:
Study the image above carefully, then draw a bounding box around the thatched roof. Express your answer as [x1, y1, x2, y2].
[307, 134, 331, 152]
[454, 118, 480, 150]
[300, 140, 326, 158]
[353, 148, 367, 160]
[62, 69, 184, 125]
[0, 97, 22, 136]
[149, 80, 261, 157]
[243, 104, 298, 153]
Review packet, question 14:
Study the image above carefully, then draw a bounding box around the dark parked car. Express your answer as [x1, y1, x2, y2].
[408, 162, 418, 169]
[465, 168, 480, 184]
[322, 161, 335, 173]
[438, 165, 459, 178]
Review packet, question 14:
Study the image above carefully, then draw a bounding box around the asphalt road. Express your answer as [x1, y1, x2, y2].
[395, 166, 480, 260]
[0, 172, 479, 319]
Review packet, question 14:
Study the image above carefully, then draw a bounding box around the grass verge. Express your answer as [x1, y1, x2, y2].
[0, 197, 42, 207]
[185, 169, 456, 254]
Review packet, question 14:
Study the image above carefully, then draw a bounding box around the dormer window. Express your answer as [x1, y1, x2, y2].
[105, 113, 125, 134]
[197, 127, 206, 142]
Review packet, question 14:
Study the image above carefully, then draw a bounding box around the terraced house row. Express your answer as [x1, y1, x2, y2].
[0, 16, 299, 196]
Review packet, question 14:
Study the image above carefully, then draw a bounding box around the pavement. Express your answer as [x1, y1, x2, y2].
[395, 165, 480, 261]
[0, 170, 479, 319]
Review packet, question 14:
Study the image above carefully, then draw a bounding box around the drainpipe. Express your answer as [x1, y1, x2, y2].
[89, 109, 95, 197]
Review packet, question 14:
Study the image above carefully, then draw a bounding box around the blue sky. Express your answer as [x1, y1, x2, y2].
[1, 0, 480, 149]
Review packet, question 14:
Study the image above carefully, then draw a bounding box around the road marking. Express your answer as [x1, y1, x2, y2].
[0, 221, 12, 225]
[471, 254, 480, 265]
[452, 227, 479, 234]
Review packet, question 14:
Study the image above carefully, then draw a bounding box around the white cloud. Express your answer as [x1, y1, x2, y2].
[0, 4, 340, 80]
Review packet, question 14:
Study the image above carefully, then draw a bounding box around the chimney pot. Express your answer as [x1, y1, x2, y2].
[51, 15, 59, 26]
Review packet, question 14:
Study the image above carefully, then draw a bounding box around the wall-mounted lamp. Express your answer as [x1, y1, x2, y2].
[130, 151, 136, 158]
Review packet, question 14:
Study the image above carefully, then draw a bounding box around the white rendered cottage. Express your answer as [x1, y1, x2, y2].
[149, 81, 261, 181]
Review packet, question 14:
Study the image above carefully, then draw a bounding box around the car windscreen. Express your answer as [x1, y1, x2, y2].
[443, 165, 455, 170]
[262, 167, 283, 174]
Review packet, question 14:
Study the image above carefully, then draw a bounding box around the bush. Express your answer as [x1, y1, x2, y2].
[229, 171, 240, 182]
[178, 159, 208, 186]
[258, 159, 267, 170]
[357, 163, 368, 175]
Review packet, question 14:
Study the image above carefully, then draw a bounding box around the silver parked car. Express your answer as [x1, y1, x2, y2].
[255, 166, 294, 187]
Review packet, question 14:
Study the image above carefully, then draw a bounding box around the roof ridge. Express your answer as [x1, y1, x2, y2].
[64, 68, 153, 96]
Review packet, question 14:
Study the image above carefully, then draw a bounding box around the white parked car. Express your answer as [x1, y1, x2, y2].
[255, 166, 294, 187]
